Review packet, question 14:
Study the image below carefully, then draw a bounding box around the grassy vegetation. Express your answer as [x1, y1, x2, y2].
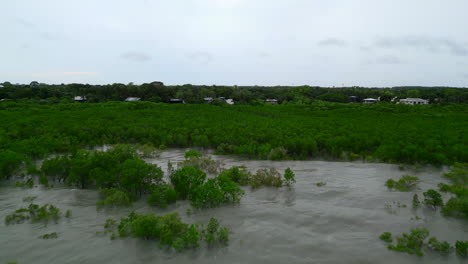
[0, 102, 466, 182]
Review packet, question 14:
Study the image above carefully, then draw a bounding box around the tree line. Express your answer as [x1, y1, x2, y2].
[1, 81, 467, 104]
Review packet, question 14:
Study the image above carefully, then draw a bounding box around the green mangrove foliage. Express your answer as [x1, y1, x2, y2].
[169, 165, 244, 208]
[5, 203, 61, 225]
[379, 232, 393, 243]
[219, 166, 296, 189]
[385, 175, 419, 191]
[177, 151, 223, 174]
[381, 228, 467, 257]
[384, 228, 429, 256]
[105, 212, 229, 250]
[439, 163, 468, 217]
[0, 102, 466, 180]
[39, 232, 58, 239]
[422, 189, 444, 210]
[412, 194, 421, 208]
[147, 184, 178, 208]
[40, 145, 164, 195]
[97, 188, 133, 209]
[456, 241, 468, 257]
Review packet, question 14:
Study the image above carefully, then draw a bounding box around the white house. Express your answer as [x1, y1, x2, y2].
[203, 97, 213, 103]
[265, 99, 278, 104]
[363, 98, 377, 104]
[74, 96, 87, 102]
[398, 98, 429, 105]
[225, 99, 234, 105]
[125, 97, 141, 102]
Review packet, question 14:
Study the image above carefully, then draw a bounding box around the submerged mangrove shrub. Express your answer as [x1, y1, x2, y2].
[412, 194, 421, 208]
[283, 168, 296, 187]
[97, 188, 133, 209]
[5, 203, 61, 225]
[386, 228, 430, 256]
[107, 212, 229, 250]
[427, 237, 451, 255]
[423, 189, 444, 210]
[218, 166, 252, 186]
[385, 175, 419, 191]
[39, 232, 58, 239]
[190, 175, 244, 208]
[267, 147, 289, 160]
[439, 163, 468, 218]
[381, 228, 463, 257]
[170, 166, 206, 200]
[250, 168, 283, 188]
[456, 241, 468, 257]
[147, 184, 178, 208]
[178, 152, 222, 174]
[40, 145, 164, 195]
[379, 232, 393, 243]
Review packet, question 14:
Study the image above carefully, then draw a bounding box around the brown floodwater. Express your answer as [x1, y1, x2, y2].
[0, 149, 466, 264]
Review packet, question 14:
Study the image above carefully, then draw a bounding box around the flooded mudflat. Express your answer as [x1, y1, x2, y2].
[1, 149, 466, 264]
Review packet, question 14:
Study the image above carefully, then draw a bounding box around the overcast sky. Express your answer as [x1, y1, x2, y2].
[1, 0, 467, 87]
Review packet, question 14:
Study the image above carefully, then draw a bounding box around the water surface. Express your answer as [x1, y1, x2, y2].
[1, 150, 466, 264]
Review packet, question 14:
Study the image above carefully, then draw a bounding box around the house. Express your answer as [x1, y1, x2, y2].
[169, 98, 185, 104]
[398, 98, 429, 105]
[225, 99, 234, 105]
[203, 97, 213, 103]
[125, 97, 141, 102]
[265, 99, 278, 104]
[74, 96, 87, 102]
[363, 98, 377, 104]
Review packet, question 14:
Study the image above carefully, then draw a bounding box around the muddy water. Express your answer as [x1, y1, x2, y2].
[1, 149, 466, 264]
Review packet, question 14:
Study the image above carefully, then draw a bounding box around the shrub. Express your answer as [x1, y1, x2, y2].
[455, 241, 468, 257]
[442, 196, 468, 217]
[39, 232, 58, 239]
[423, 189, 444, 210]
[15, 178, 34, 188]
[170, 166, 206, 199]
[5, 203, 61, 225]
[444, 163, 468, 185]
[387, 228, 430, 256]
[385, 175, 419, 191]
[412, 194, 421, 208]
[250, 168, 283, 188]
[147, 184, 178, 208]
[191, 175, 244, 208]
[184, 150, 202, 159]
[178, 155, 222, 174]
[267, 147, 289, 160]
[283, 168, 296, 187]
[427, 237, 451, 255]
[379, 232, 393, 243]
[97, 188, 133, 209]
[109, 212, 229, 250]
[218, 166, 251, 185]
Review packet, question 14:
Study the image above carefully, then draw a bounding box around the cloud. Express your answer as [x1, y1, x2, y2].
[372, 36, 468, 57]
[461, 73, 468, 79]
[366, 55, 404, 65]
[121, 52, 151, 62]
[186, 51, 214, 64]
[32, 72, 99, 77]
[318, 38, 347, 47]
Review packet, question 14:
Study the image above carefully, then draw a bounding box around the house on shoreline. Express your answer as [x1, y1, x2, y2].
[398, 98, 429, 105]
[363, 98, 377, 104]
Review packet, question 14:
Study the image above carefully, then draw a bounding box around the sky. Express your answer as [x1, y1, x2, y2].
[1, 0, 467, 87]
